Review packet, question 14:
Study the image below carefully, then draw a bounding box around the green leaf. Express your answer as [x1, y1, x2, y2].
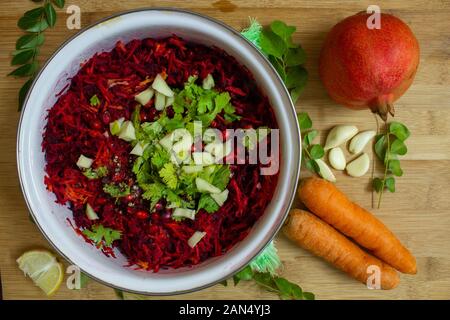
[44, 3, 57, 27]
[270, 20, 296, 43]
[233, 266, 253, 285]
[253, 272, 276, 290]
[286, 47, 306, 66]
[385, 177, 396, 193]
[103, 182, 130, 198]
[285, 66, 308, 89]
[159, 163, 178, 189]
[18, 15, 48, 32]
[82, 224, 121, 248]
[291, 285, 304, 299]
[388, 159, 403, 177]
[114, 289, 124, 300]
[389, 122, 410, 141]
[259, 29, 286, 58]
[83, 166, 108, 179]
[309, 144, 324, 159]
[198, 94, 213, 114]
[305, 159, 320, 174]
[374, 134, 386, 161]
[303, 292, 315, 300]
[274, 277, 293, 294]
[28, 19, 49, 32]
[142, 182, 166, 208]
[11, 49, 35, 65]
[24, 7, 44, 19]
[52, 0, 65, 9]
[197, 194, 219, 213]
[89, 94, 100, 106]
[268, 56, 286, 81]
[303, 129, 318, 145]
[8, 62, 38, 77]
[219, 280, 228, 287]
[214, 92, 231, 109]
[297, 112, 312, 130]
[372, 177, 384, 193]
[290, 85, 306, 103]
[390, 139, 407, 155]
[16, 33, 44, 50]
[151, 146, 170, 169]
[18, 78, 33, 111]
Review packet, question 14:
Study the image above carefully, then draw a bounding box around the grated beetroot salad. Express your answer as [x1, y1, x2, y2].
[42, 36, 279, 272]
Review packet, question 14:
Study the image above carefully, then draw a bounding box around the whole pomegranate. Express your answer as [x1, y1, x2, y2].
[319, 12, 420, 120]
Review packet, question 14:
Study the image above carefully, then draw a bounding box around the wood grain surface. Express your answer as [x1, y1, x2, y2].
[1, 0, 449, 300]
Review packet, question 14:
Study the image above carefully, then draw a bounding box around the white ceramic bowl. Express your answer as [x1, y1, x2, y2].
[17, 8, 301, 295]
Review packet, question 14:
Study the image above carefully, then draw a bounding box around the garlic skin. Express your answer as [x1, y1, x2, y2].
[346, 153, 370, 177]
[328, 147, 346, 170]
[349, 130, 376, 154]
[316, 159, 337, 182]
[324, 125, 358, 150]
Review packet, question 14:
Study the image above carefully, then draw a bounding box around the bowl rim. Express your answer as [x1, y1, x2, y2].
[16, 7, 301, 296]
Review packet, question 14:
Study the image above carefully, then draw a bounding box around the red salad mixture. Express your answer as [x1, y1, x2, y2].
[43, 36, 279, 271]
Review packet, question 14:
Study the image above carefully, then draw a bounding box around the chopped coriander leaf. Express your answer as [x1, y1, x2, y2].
[158, 113, 185, 131]
[103, 182, 131, 198]
[82, 224, 121, 248]
[124, 76, 238, 218]
[89, 94, 100, 106]
[197, 194, 219, 213]
[159, 163, 178, 189]
[214, 92, 231, 109]
[142, 182, 166, 208]
[141, 121, 163, 138]
[211, 165, 231, 190]
[83, 166, 108, 180]
[151, 146, 170, 169]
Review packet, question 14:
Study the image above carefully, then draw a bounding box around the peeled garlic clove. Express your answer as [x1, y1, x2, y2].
[328, 147, 346, 170]
[324, 125, 358, 150]
[349, 130, 376, 154]
[315, 159, 336, 182]
[346, 153, 370, 177]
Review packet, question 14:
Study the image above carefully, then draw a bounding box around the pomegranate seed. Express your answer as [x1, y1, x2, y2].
[102, 111, 111, 124]
[140, 111, 148, 122]
[96, 197, 107, 205]
[125, 194, 134, 202]
[162, 210, 171, 219]
[91, 120, 102, 130]
[147, 108, 158, 121]
[136, 210, 149, 220]
[154, 202, 163, 212]
[166, 107, 174, 118]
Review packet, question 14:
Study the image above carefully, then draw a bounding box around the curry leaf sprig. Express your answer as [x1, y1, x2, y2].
[372, 122, 410, 208]
[297, 112, 324, 175]
[259, 21, 308, 103]
[232, 266, 315, 300]
[9, 0, 65, 111]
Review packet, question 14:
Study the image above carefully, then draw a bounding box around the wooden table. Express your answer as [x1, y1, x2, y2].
[1, 0, 449, 300]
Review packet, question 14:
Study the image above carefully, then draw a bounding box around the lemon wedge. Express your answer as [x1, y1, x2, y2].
[17, 250, 64, 296]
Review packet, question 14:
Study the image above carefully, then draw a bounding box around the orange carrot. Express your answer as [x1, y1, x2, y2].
[298, 177, 416, 274]
[283, 209, 400, 289]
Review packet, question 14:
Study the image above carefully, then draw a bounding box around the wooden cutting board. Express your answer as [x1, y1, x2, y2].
[1, 0, 449, 300]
